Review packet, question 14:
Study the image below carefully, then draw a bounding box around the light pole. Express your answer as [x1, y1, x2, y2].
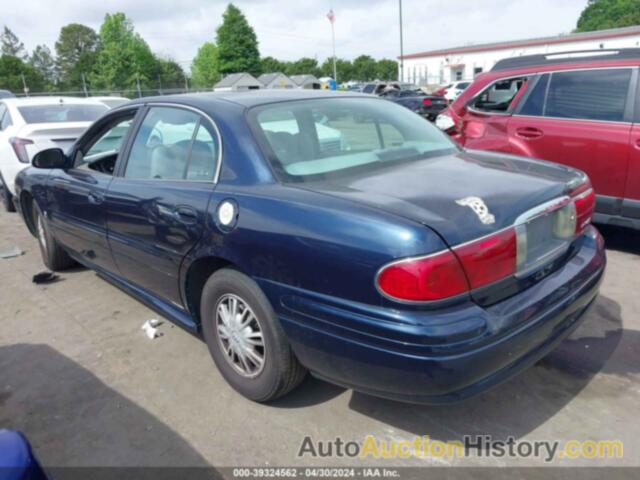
[399, 0, 404, 82]
[327, 9, 337, 83]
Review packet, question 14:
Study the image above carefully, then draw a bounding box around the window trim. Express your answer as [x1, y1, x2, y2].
[115, 102, 223, 184]
[512, 66, 638, 125]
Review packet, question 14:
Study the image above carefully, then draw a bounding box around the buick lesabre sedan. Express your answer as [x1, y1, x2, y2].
[14, 91, 605, 403]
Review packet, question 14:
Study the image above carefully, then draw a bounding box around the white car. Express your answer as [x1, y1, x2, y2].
[444, 81, 471, 102]
[0, 97, 108, 211]
[91, 96, 130, 109]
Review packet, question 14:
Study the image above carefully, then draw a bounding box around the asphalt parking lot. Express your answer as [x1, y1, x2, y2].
[1, 207, 639, 471]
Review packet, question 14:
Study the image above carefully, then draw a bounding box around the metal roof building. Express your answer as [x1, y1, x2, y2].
[213, 73, 262, 92]
[257, 73, 297, 89]
[290, 74, 321, 89]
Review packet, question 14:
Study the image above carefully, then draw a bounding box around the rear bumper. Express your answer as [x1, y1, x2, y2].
[263, 226, 605, 404]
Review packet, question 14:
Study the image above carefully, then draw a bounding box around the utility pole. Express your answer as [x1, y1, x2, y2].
[327, 9, 337, 83]
[136, 73, 142, 98]
[183, 71, 189, 93]
[158, 74, 163, 95]
[81, 73, 88, 97]
[399, 0, 404, 82]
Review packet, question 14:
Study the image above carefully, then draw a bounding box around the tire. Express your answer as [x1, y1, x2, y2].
[201, 268, 307, 402]
[0, 175, 15, 213]
[32, 203, 75, 271]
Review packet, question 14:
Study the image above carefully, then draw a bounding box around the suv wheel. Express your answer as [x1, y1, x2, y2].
[201, 268, 307, 402]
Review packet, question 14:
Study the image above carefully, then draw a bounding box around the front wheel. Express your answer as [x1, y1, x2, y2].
[201, 268, 306, 402]
[33, 204, 75, 271]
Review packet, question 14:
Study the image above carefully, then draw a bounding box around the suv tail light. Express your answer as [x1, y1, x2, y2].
[10, 137, 34, 164]
[422, 98, 432, 106]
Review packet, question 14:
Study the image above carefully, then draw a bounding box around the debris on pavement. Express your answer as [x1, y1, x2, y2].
[141, 319, 163, 339]
[0, 246, 24, 259]
[32, 271, 60, 284]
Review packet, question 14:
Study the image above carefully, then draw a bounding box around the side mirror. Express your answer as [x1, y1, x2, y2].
[32, 148, 69, 169]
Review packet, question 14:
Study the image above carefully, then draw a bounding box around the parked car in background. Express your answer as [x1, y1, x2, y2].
[0, 90, 15, 99]
[379, 88, 448, 120]
[433, 84, 450, 97]
[444, 81, 471, 101]
[92, 96, 130, 109]
[14, 91, 603, 404]
[0, 97, 108, 211]
[436, 49, 640, 230]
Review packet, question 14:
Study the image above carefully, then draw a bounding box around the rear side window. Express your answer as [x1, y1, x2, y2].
[471, 77, 528, 113]
[125, 107, 218, 181]
[545, 69, 631, 122]
[17, 104, 107, 123]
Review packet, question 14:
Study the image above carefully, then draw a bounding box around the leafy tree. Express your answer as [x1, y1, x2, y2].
[55, 23, 100, 88]
[191, 42, 220, 88]
[320, 58, 353, 80]
[376, 59, 398, 81]
[216, 4, 261, 76]
[91, 13, 158, 94]
[1, 26, 27, 60]
[157, 58, 185, 90]
[260, 56, 289, 75]
[352, 55, 377, 81]
[576, 0, 640, 32]
[0, 55, 45, 93]
[30, 45, 56, 86]
[286, 57, 320, 76]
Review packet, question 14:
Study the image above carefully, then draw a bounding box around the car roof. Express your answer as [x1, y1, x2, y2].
[492, 48, 640, 72]
[123, 90, 371, 110]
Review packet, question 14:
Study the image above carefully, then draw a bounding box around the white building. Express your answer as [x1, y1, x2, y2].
[400, 26, 640, 87]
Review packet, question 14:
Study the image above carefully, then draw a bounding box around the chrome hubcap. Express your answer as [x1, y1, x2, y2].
[37, 215, 47, 256]
[215, 294, 265, 378]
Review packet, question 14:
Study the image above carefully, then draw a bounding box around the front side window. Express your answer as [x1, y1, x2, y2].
[544, 69, 631, 122]
[125, 107, 218, 181]
[17, 104, 107, 124]
[251, 98, 456, 182]
[471, 77, 528, 113]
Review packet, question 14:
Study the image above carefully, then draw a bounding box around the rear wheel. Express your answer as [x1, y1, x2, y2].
[33, 204, 75, 271]
[201, 268, 306, 402]
[0, 175, 15, 212]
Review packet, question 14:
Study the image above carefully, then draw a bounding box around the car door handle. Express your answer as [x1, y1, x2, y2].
[515, 127, 543, 139]
[174, 206, 198, 224]
[88, 192, 104, 205]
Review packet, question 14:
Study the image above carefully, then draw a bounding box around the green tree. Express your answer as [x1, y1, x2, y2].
[157, 58, 185, 91]
[376, 59, 398, 81]
[0, 55, 45, 93]
[91, 13, 158, 94]
[30, 45, 56, 86]
[1, 26, 27, 60]
[216, 4, 261, 76]
[352, 55, 377, 81]
[286, 57, 320, 76]
[320, 58, 353, 80]
[576, 0, 640, 32]
[260, 56, 289, 75]
[191, 42, 220, 88]
[55, 23, 100, 88]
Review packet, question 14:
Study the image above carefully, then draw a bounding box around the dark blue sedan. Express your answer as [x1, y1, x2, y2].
[14, 91, 605, 403]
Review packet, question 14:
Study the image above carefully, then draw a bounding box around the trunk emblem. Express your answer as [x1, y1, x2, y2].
[456, 196, 496, 225]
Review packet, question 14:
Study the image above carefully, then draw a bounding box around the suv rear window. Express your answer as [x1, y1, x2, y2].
[18, 104, 107, 124]
[544, 69, 631, 122]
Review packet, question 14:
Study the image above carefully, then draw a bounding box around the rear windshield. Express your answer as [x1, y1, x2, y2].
[18, 104, 107, 124]
[250, 97, 457, 182]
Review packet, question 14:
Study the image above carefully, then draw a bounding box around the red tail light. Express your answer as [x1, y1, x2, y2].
[422, 98, 432, 106]
[573, 188, 595, 233]
[453, 228, 517, 289]
[9, 137, 34, 164]
[376, 228, 517, 302]
[377, 250, 469, 302]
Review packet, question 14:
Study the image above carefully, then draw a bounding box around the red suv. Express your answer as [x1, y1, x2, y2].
[436, 49, 640, 230]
